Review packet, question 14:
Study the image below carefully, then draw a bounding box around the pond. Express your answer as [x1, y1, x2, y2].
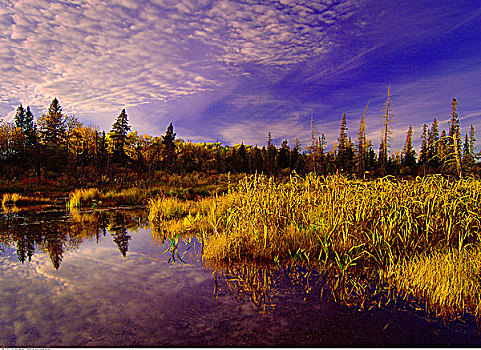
[0, 208, 480, 347]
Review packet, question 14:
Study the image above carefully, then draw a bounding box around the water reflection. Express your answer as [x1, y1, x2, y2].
[0, 208, 480, 346]
[0, 208, 147, 269]
[208, 262, 321, 315]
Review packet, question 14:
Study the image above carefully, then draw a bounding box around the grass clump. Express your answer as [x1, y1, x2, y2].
[2, 193, 21, 206]
[171, 173, 481, 318]
[148, 195, 211, 237]
[385, 247, 481, 317]
[2, 193, 53, 209]
[201, 173, 481, 266]
[148, 172, 481, 317]
[67, 188, 101, 211]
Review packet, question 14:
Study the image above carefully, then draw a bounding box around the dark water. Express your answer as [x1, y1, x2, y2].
[0, 208, 480, 347]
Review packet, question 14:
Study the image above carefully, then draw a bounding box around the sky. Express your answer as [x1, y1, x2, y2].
[1, 0, 481, 153]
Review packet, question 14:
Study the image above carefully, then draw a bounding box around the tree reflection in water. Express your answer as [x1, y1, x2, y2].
[0, 208, 399, 318]
[0, 208, 148, 269]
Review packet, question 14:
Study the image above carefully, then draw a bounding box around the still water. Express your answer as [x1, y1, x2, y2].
[0, 208, 480, 347]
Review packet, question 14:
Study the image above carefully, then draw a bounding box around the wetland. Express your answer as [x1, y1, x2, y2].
[1, 197, 481, 346]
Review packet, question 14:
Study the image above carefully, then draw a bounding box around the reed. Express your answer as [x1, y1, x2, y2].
[202, 174, 481, 266]
[2, 193, 21, 206]
[148, 195, 211, 236]
[2, 193, 52, 207]
[149, 172, 481, 317]
[67, 188, 101, 211]
[385, 247, 481, 317]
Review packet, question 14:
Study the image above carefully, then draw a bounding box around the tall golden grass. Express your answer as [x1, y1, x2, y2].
[2, 193, 52, 211]
[149, 173, 481, 317]
[67, 188, 101, 211]
[201, 174, 481, 265]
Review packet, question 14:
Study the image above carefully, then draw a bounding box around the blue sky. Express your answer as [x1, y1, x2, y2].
[1, 0, 481, 153]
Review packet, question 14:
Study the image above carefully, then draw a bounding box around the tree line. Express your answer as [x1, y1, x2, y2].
[0, 90, 479, 188]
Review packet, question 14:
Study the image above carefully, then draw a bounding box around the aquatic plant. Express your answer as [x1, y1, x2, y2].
[385, 247, 481, 317]
[2, 193, 21, 206]
[2, 193, 52, 209]
[67, 188, 101, 211]
[149, 173, 481, 318]
[148, 195, 212, 237]
[201, 174, 481, 267]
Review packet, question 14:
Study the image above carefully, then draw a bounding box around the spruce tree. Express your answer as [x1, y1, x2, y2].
[14, 104, 37, 147]
[161, 122, 176, 171]
[39, 98, 66, 146]
[278, 139, 290, 169]
[24, 106, 37, 146]
[448, 97, 462, 178]
[419, 123, 428, 176]
[337, 112, 349, 172]
[290, 138, 302, 171]
[110, 109, 131, 162]
[356, 100, 369, 174]
[427, 117, 439, 173]
[266, 131, 277, 176]
[462, 124, 476, 174]
[438, 130, 448, 174]
[238, 142, 247, 172]
[402, 124, 416, 173]
[14, 104, 26, 130]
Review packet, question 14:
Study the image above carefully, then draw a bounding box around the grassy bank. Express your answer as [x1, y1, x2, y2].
[148, 173, 481, 317]
[1, 193, 55, 213]
[67, 172, 244, 211]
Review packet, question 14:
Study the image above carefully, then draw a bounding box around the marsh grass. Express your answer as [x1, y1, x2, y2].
[149, 172, 481, 318]
[66, 172, 240, 213]
[202, 174, 481, 266]
[148, 195, 212, 237]
[2, 193, 53, 211]
[385, 247, 481, 318]
[67, 188, 101, 211]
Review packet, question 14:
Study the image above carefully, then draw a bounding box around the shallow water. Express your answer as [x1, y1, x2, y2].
[0, 208, 480, 347]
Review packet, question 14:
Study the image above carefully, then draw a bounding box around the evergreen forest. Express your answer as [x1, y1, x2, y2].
[0, 91, 479, 193]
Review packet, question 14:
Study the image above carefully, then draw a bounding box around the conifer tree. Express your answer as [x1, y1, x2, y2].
[419, 123, 428, 176]
[448, 97, 462, 178]
[24, 106, 37, 146]
[462, 124, 476, 174]
[110, 109, 131, 162]
[251, 146, 263, 172]
[39, 98, 66, 146]
[290, 138, 302, 171]
[438, 129, 448, 174]
[14, 104, 37, 148]
[238, 142, 248, 172]
[402, 124, 416, 174]
[337, 112, 350, 172]
[318, 134, 327, 175]
[308, 116, 318, 173]
[266, 131, 277, 176]
[469, 124, 476, 161]
[278, 139, 290, 170]
[427, 117, 439, 173]
[14, 104, 26, 130]
[161, 122, 176, 171]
